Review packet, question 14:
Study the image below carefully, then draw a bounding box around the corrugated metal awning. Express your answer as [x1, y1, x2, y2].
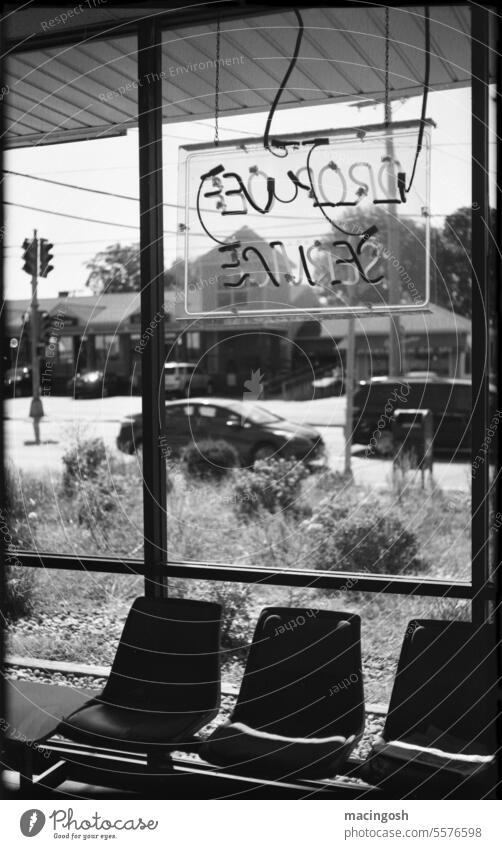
[4, 5, 478, 148]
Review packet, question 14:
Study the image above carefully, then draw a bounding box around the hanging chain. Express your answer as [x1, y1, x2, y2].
[384, 5, 390, 126]
[214, 20, 221, 146]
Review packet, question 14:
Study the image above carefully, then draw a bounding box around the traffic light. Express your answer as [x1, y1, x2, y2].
[39, 239, 54, 277]
[39, 311, 52, 344]
[22, 238, 38, 276]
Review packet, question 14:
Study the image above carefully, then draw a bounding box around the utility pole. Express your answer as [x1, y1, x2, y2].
[350, 99, 405, 376]
[344, 309, 356, 477]
[385, 106, 404, 377]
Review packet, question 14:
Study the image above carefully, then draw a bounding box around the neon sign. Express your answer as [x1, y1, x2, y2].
[176, 120, 431, 319]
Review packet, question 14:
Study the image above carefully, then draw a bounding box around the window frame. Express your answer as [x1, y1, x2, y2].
[2, 2, 498, 623]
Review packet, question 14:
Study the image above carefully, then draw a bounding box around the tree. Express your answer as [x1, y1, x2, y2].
[85, 244, 182, 294]
[85, 243, 140, 294]
[310, 207, 428, 308]
[433, 206, 496, 318]
[306, 206, 492, 319]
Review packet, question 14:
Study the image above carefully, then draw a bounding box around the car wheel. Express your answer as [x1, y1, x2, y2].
[252, 442, 277, 464]
[374, 430, 394, 457]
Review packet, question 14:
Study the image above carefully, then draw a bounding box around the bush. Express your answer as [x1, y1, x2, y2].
[74, 470, 118, 530]
[233, 457, 308, 519]
[62, 435, 107, 493]
[2, 463, 48, 549]
[182, 439, 239, 481]
[3, 560, 36, 621]
[304, 497, 419, 574]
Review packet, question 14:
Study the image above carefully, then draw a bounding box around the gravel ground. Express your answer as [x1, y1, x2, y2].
[8, 613, 396, 705]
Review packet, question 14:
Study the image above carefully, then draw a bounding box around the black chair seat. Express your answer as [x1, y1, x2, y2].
[369, 734, 495, 782]
[59, 596, 222, 754]
[203, 720, 355, 779]
[363, 620, 498, 797]
[201, 607, 364, 780]
[5, 597, 222, 784]
[61, 702, 213, 751]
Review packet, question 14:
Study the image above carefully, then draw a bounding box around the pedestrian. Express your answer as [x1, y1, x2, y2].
[29, 396, 44, 445]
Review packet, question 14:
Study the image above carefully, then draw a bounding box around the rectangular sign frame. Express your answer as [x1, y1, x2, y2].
[176, 119, 433, 321]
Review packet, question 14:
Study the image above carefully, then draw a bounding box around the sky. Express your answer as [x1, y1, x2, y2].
[3, 85, 480, 302]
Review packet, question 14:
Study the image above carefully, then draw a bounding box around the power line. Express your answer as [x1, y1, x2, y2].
[4, 170, 452, 227]
[4, 200, 141, 229]
[2, 169, 319, 221]
[4, 170, 139, 202]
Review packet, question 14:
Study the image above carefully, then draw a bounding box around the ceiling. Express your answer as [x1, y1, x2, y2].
[3, 5, 481, 149]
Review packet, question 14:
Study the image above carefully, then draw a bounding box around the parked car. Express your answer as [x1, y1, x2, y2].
[68, 369, 123, 399]
[117, 397, 325, 467]
[3, 365, 33, 397]
[164, 362, 213, 399]
[352, 375, 495, 455]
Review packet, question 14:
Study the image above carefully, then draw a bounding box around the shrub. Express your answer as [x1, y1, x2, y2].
[3, 559, 37, 621]
[233, 457, 308, 519]
[74, 470, 118, 530]
[2, 463, 47, 549]
[182, 439, 239, 481]
[305, 497, 419, 575]
[62, 435, 107, 493]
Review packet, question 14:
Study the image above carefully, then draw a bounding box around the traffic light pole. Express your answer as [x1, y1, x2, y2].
[30, 230, 40, 401]
[29, 230, 43, 442]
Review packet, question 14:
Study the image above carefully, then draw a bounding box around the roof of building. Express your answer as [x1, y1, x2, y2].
[5, 290, 179, 332]
[313, 302, 471, 339]
[5, 292, 470, 338]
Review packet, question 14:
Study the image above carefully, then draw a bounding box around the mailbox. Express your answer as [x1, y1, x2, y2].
[392, 408, 434, 478]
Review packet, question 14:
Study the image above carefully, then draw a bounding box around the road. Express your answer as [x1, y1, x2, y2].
[4, 395, 470, 491]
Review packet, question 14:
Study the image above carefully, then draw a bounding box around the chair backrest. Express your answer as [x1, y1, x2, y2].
[384, 620, 497, 752]
[232, 607, 364, 739]
[101, 597, 222, 716]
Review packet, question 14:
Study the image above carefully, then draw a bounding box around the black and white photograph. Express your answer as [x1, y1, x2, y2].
[0, 0, 500, 840]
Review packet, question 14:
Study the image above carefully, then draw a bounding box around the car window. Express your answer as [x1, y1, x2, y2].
[198, 405, 217, 418]
[166, 404, 196, 421]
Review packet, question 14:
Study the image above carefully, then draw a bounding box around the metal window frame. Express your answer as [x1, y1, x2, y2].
[1, 3, 499, 614]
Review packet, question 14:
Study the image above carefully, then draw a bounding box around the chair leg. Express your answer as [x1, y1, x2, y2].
[34, 759, 69, 791]
[19, 747, 34, 793]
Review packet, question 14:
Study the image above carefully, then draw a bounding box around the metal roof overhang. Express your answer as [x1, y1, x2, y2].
[3, 3, 481, 149]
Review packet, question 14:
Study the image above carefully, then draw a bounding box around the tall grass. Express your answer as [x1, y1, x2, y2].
[4, 446, 471, 702]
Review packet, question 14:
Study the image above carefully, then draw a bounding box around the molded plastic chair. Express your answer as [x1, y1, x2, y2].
[59, 596, 222, 753]
[201, 607, 364, 779]
[363, 619, 498, 797]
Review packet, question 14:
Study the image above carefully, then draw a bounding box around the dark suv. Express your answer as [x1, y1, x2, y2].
[352, 375, 489, 455]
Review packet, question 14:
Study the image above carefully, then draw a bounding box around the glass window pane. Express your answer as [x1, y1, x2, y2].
[161, 6, 473, 582]
[4, 36, 142, 560]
